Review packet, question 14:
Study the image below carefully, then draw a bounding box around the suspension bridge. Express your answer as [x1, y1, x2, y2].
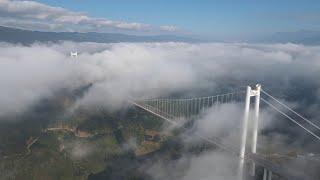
[131, 84, 320, 180]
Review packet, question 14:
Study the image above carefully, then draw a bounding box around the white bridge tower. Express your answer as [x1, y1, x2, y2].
[238, 84, 271, 180]
[70, 51, 78, 58]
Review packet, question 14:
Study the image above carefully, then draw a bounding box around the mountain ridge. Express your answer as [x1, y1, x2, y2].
[0, 26, 199, 44]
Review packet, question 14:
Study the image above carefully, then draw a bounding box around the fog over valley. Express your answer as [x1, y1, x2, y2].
[1, 42, 320, 117]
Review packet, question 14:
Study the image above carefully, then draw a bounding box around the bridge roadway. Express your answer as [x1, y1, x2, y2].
[247, 153, 307, 180]
[131, 101, 309, 180]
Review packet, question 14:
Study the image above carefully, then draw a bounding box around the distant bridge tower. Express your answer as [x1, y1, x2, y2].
[70, 51, 78, 58]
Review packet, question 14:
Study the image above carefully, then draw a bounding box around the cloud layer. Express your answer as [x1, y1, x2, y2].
[0, 0, 179, 34]
[1, 42, 320, 117]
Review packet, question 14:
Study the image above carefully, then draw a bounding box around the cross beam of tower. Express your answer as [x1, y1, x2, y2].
[131, 84, 316, 180]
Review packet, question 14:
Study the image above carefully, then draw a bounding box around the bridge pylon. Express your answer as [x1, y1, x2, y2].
[238, 84, 262, 180]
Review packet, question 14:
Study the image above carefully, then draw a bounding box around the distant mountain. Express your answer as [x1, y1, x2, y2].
[0, 26, 198, 44]
[261, 30, 320, 45]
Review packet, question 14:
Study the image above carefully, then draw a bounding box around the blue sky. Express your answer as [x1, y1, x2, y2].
[2, 0, 320, 40]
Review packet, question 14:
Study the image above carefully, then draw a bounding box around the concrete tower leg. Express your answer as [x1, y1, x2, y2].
[263, 168, 267, 180]
[268, 171, 272, 180]
[251, 84, 261, 176]
[238, 86, 251, 180]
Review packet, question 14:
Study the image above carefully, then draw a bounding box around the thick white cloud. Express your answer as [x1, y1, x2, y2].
[1, 41, 320, 118]
[0, 0, 179, 34]
[144, 150, 238, 180]
[182, 151, 237, 180]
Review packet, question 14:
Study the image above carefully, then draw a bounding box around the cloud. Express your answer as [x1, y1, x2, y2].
[67, 140, 94, 160]
[0, 0, 180, 34]
[160, 25, 180, 32]
[143, 150, 237, 180]
[182, 151, 237, 180]
[1, 42, 320, 118]
[194, 104, 244, 147]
